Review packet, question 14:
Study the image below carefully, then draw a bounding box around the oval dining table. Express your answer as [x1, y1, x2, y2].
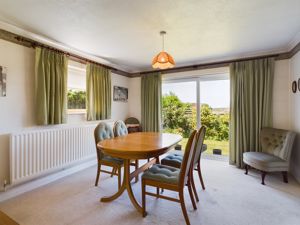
[97, 132, 182, 214]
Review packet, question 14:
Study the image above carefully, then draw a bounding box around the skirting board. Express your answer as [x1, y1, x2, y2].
[0, 159, 97, 202]
[291, 165, 300, 184]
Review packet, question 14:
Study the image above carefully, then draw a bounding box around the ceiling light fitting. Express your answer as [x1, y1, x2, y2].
[152, 31, 175, 69]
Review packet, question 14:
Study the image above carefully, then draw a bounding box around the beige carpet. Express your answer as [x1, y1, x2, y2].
[0, 159, 300, 225]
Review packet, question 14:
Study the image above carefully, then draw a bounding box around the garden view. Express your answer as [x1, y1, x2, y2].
[162, 92, 229, 155]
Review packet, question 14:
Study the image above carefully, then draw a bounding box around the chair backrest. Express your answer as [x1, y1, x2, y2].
[114, 120, 128, 137]
[260, 127, 296, 162]
[179, 130, 197, 187]
[125, 117, 140, 125]
[94, 122, 114, 160]
[192, 126, 206, 166]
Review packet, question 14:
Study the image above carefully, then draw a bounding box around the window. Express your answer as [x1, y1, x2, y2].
[162, 74, 230, 155]
[67, 62, 86, 114]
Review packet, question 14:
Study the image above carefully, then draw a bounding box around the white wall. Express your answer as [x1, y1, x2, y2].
[0, 39, 131, 188]
[0, 40, 35, 188]
[111, 73, 130, 121]
[273, 60, 291, 130]
[290, 51, 300, 182]
[128, 77, 141, 121]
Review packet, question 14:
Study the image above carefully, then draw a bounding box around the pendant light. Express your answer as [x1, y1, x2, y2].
[152, 31, 175, 69]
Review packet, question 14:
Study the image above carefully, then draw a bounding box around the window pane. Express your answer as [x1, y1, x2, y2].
[200, 79, 229, 155]
[67, 64, 86, 110]
[162, 81, 197, 150]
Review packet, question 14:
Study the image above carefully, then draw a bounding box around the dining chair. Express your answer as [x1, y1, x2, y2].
[94, 122, 123, 189]
[161, 126, 207, 201]
[124, 117, 142, 133]
[141, 130, 198, 225]
[113, 120, 139, 182]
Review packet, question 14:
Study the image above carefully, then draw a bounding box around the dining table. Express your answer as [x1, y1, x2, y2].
[97, 132, 182, 214]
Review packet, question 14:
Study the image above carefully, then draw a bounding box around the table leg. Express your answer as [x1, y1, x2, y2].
[100, 158, 157, 214]
[124, 159, 143, 213]
[100, 172, 126, 202]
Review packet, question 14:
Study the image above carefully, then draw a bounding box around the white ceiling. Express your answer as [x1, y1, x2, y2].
[0, 0, 299, 73]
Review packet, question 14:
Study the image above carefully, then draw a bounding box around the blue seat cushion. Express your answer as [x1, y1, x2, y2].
[161, 153, 183, 168]
[101, 155, 124, 165]
[142, 164, 180, 184]
[161, 143, 207, 168]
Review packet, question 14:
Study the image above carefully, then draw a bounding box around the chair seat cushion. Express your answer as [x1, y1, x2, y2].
[102, 155, 124, 165]
[243, 152, 289, 172]
[161, 153, 183, 168]
[142, 164, 180, 184]
[161, 143, 207, 168]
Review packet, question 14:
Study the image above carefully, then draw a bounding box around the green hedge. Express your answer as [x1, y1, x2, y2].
[67, 90, 86, 109]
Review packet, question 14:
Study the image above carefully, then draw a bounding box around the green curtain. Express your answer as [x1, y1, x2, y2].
[229, 58, 275, 167]
[86, 63, 111, 121]
[35, 47, 68, 125]
[141, 72, 162, 132]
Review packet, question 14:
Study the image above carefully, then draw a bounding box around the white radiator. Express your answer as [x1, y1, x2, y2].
[10, 124, 99, 185]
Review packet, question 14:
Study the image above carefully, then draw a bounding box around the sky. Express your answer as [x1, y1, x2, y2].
[162, 80, 230, 108]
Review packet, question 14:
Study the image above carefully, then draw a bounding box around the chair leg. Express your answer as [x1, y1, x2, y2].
[282, 171, 288, 183]
[179, 189, 191, 225]
[95, 163, 101, 186]
[110, 167, 115, 177]
[135, 160, 139, 183]
[142, 180, 147, 217]
[245, 164, 248, 175]
[155, 156, 160, 164]
[190, 171, 199, 202]
[261, 171, 267, 185]
[197, 162, 205, 190]
[156, 187, 160, 197]
[187, 182, 197, 210]
[118, 167, 122, 190]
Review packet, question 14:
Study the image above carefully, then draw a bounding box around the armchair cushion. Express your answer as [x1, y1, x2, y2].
[142, 164, 180, 184]
[243, 152, 289, 172]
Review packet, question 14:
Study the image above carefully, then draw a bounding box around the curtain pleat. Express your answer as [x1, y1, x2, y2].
[86, 63, 111, 121]
[35, 47, 68, 125]
[229, 58, 274, 167]
[141, 73, 162, 132]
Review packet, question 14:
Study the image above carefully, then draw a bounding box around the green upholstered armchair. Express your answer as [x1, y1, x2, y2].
[243, 127, 296, 185]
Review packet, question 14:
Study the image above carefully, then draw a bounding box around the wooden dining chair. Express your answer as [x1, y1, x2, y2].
[141, 130, 198, 225]
[161, 126, 207, 201]
[94, 122, 123, 189]
[189, 126, 206, 201]
[113, 120, 139, 182]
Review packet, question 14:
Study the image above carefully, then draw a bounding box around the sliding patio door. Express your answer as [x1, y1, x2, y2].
[162, 81, 197, 149]
[162, 75, 229, 155]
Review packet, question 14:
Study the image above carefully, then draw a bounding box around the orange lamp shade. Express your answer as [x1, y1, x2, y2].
[152, 51, 175, 69]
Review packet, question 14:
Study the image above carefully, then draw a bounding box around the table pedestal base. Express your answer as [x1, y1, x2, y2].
[100, 158, 157, 213]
